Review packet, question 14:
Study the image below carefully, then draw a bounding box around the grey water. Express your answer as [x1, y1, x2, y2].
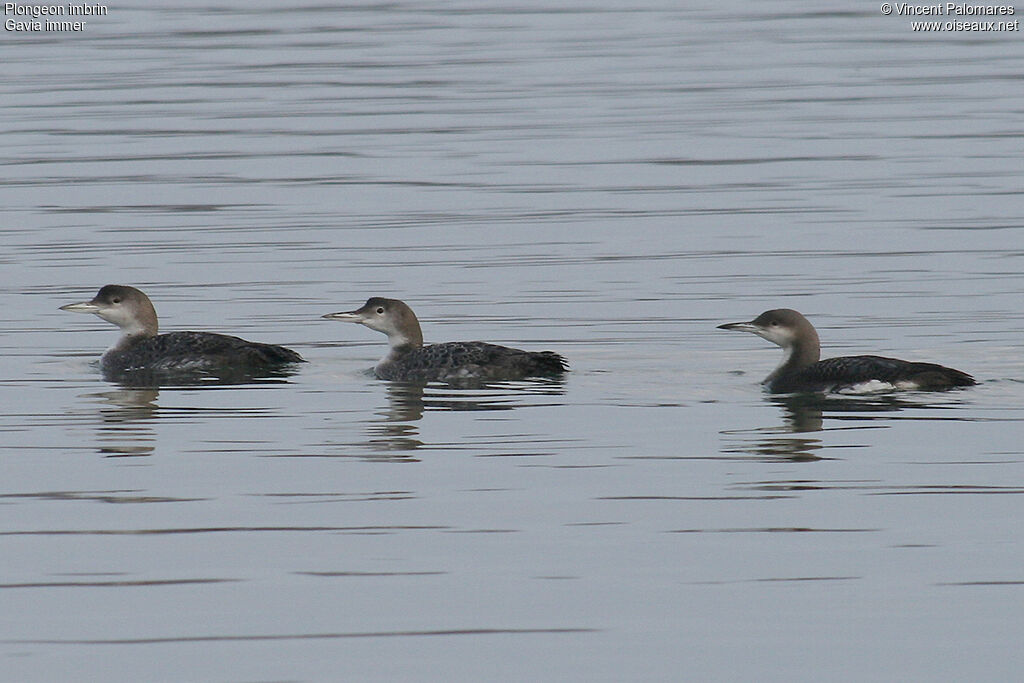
[3, 1, 1023, 680]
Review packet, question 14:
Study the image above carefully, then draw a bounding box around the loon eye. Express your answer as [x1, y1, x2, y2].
[375, 307, 385, 314]
[112, 297, 122, 304]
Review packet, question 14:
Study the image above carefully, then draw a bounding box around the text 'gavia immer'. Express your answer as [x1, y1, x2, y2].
[322, 297, 568, 382]
[717, 308, 975, 393]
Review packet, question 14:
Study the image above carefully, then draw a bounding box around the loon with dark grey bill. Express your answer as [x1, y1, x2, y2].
[61, 285, 304, 380]
[717, 308, 975, 394]
[322, 297, 568, 382]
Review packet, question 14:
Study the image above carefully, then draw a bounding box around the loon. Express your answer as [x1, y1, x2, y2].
[322, 297, 568, 382]
[61, 285, 304, 379]
[717, 308, 975, 394]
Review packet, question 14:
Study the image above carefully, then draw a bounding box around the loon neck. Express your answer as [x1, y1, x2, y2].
[116, 319, 157, 345]
[105, 327, 153, 357]
[766, 340, 820, 382]
[386, 318, 423, 351]
[380, 337, 418, 364]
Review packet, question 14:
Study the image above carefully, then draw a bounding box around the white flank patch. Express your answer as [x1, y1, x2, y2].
[837, 380, 902, 395]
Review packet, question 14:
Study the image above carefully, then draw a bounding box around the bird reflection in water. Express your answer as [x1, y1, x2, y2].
[723, 392, 945, 462]
[361, 378, 567, 458]
[88, 388, 160, 458]
[84, 374, 297, 458]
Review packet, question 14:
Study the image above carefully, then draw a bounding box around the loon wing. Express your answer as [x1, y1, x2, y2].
[110, 331, 303, 373]
[778, 355, 974, 392]
[382, 342, 567, 380]
[156, 332, 303, 365]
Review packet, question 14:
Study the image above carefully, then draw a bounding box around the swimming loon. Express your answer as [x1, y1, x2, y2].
[717, 308, 975, 393]
[322, 297, 568, 382]
[61, 285, 304, 378]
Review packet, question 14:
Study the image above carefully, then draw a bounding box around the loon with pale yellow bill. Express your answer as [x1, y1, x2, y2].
[61, 285, 304, 379]
[322, 297, 567, 382]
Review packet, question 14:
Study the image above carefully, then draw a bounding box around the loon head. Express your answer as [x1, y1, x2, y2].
[322, 297, 424, 349]
[717, 308, 818, 350]
[61, 285, 159, 338]
[718, 309, 822, 376]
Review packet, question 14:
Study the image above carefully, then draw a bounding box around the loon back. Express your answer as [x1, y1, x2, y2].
[768, 355, 976, 394]
[377, 341, 568, 382]
[102, 331, 304, 375]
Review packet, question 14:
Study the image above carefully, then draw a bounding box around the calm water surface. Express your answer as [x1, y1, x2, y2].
[2, 1, 1023, 680]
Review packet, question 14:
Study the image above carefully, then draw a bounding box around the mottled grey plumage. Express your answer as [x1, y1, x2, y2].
[767, 355, 975, 394]
[376, 341, 568, 382]
[100, 331, 304, 374]
[718, 308, 974, 394]
[61, 285, 304, 381]
[323, 297, 568, 382]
